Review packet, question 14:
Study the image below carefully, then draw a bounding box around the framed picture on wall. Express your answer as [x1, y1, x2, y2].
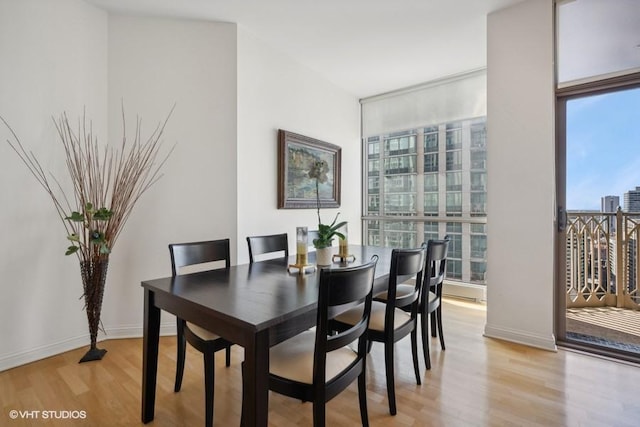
[277, 129, 341, 209]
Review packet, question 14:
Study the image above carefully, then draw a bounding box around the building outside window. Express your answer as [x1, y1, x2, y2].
[362, 117, 487, 285]
[361, 69, 487, 287]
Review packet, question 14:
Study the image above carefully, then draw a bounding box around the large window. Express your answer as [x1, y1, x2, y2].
[362, 117, 487, 285]
[361, 70, 487, 286]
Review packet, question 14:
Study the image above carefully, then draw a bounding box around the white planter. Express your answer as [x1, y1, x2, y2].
[315, 247, 333, 266]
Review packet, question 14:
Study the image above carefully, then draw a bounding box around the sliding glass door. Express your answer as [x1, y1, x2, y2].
[556, 79, 640, 361]
[555, 0, 640, 362]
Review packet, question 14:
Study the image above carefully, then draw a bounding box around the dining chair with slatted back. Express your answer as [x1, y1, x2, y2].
[169, 238, 233, 427]
[333, 244, 426, 416]
[420, 236, 449, 369]
[246, 233, 289, 263]
[373, 238, 449, 370]
[267, 256, 379, 426]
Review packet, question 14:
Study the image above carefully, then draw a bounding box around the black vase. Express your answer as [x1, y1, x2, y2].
[79, 257, 109, 363]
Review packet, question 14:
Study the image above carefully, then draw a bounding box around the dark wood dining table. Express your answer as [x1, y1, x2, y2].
[140, 245, 394, 426]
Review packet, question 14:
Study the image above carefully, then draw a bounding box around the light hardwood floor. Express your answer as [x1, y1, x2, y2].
[2, 298, 640, 426]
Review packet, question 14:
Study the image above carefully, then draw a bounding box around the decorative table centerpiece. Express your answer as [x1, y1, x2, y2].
[288, 226, 316, 274]
[308, 159, 346, 266]
[332, 222, 356, 264]
[2, 108, 173, 362]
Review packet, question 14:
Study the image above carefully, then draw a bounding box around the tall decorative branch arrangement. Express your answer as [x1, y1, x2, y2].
[1, 107, 174, 362]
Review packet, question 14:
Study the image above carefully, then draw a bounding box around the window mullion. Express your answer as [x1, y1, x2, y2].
[416, 128, 425, 242]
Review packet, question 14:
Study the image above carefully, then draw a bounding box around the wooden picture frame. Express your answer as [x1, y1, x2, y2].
[277, 130, 341, 209]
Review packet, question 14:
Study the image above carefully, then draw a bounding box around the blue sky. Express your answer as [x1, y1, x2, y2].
[566, 87, 640, 210]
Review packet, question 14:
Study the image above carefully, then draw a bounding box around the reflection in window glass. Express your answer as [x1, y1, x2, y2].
[446, 125, 462, 150]
[385, 194, 416, 214]
[365, 220, 381, 246]
[447, 172, 462, 191]
[424, 173, 438, 191]
[470, 261, 486, 282]
[384, 156, 416, 174]
[471, 172, 486, 191]
[471, 123, 486, 148]
[471, 223, 486, 234]
[471, 193, 486, 215]
[385, 175, 415, 193]
[363, 117, 487, 285]
[448, 260, 462, 279]
[424, 129, 439, 153]
[383, 221, 417, 248]
[424, 221, 439, 242]
[368, 141, 379, 158]
[368, 195, 379, 213]
[368, 177, 379, 193]
[424, 153, 438, 172]
[446, 151, 462, 171]
[424, 193, 438, 215]
[471, 235, 487, 259]
[368, 159, 379, 175]
[385, 135, 416, 156]
[446, 192, 462, 214]
[446, 227, 462, 258]
[470, 150, 486, 170]
[446, 222, 462, 233]
[384, 221, 417, 232]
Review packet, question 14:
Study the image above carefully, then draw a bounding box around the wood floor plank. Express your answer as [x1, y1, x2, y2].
[2, 298, 640, 426]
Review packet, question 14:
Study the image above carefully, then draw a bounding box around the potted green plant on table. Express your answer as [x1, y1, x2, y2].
[1, 108, 174, 362]
[308, 159, 346, 266]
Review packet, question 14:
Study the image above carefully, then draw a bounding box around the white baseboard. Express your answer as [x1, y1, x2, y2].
[484, 323, 557, 352]
[0, 323, 176, 372]
[101, 323, 177, 340]
[443, 280, 486, 302]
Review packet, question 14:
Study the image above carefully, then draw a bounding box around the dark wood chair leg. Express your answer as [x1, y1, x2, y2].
[437, 306, 446, 350]
[174, 319, 186, 392]
[358, 370, 369, 427]
[384, 341, 397, 415]
[312, 401, 326, 427]
[225, 345, 231, 367]
[411, 328, 421, 385]
[240, 361, 245, 427]
[421, 312, 431, 370]
[204, 351, 215, 427]
[431, 311, 437, 337]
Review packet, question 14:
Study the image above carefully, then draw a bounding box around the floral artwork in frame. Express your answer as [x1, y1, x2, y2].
[277, 129, 341, 209]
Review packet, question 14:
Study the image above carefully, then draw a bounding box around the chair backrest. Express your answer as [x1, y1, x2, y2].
[423, 238, 449, 297]
[384, 244, 427, 325]
[246, 233, 289, 263]
[169, 239, 231, 276]
[314, 256, 378, 385]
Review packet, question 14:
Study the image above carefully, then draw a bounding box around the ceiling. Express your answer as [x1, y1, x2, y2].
[85, 0, 524, 98]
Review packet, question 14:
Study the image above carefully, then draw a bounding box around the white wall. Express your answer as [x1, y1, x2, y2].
[236, 28, 361, 264]
[0, 3, 359, 370]
[485, 0, 557, 351]
[103, 16, 238, 337]
[0, 0, 108, 370]
[0, 5, 238, 370]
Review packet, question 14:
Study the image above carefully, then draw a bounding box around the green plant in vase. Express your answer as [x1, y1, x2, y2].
[308, 160, 345, 264]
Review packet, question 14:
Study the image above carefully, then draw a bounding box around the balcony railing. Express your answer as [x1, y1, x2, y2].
[566, 209, 640, 308]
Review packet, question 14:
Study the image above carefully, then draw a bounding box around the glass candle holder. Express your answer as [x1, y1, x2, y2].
[338, 223, 349, 257]
[296, 226, 308, 265]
